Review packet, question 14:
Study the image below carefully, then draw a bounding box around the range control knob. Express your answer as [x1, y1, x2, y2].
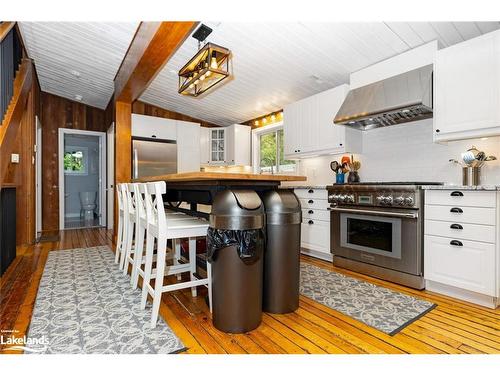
[328, 194, 335, 202]
[346, 194, 355, 203]
[376, 196, 384, 204]
[404, 197, 414, 206]
[394, 196, 405, 206]
[383, 196, 393, 205]
[338, 194, 346, 203]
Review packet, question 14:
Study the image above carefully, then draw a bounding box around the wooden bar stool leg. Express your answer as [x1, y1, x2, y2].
[189, 237, 197, 298]
[140, 231, 155, 310]
[151, 236, 168, 328]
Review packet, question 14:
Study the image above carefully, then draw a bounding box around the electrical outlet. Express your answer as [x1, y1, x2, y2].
[11, 154, 19, 164]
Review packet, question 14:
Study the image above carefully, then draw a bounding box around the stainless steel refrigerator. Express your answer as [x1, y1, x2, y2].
[132, 137, 177, 179]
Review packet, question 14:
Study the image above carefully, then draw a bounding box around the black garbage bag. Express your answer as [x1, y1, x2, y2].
[207, 227, 265, 265]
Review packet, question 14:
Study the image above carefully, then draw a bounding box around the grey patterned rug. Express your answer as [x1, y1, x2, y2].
[300, 263, 436, 335]
[25, 246, 185, 354]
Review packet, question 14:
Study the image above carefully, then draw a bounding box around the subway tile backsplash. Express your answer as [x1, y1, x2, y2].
[289, 119, 500, 186]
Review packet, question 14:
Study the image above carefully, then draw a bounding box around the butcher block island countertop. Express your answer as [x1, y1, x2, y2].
[133, 171, 307, 183]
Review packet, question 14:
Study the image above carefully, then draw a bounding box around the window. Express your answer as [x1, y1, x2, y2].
[64, 146, 88, 175]
[258, 128, 296, 174]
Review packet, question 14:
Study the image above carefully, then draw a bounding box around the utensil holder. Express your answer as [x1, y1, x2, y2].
[462, 167, 480, 186]
[347, 171, 360, 183]
[336, 173, 345, 184]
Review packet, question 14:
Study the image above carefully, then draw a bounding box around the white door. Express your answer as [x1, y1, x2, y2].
[107, 123, 114, 230]
[35, 116, 42, 237]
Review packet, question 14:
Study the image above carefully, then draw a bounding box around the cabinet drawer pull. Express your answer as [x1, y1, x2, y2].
[308, 199, 314, 204]
[450, 223, 463, 230]
[308, 189, 314, 194]
[308, 210, 314, 214]
[450, 207, 463, 213]
[450, 240, 463, 247]
[308, 220, 314, 225]
[450, 191, 464, 197]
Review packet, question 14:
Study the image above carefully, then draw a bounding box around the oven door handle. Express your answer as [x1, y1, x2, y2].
[327, 206, 418, 219]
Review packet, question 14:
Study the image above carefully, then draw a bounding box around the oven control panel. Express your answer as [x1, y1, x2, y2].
[328, 191, 416, 207]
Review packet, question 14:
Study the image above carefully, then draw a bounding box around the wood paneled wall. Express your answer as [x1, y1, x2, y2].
[132, 101, 220, 128]
[40, 92, 110, 233]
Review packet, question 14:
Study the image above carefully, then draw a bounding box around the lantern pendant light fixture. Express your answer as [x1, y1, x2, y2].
[178, 24, 231, 97]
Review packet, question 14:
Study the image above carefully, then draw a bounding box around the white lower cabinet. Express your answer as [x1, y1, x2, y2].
[294, 187, 331, 261]
[424, 235, 495, 296]
[424, 190, 499, 308]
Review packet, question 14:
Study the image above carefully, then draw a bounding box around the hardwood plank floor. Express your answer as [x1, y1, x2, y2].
[0, 228, 498, 354]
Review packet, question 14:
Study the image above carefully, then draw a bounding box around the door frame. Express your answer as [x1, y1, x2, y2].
[106, 123, 114, 230]
[35, 115, 42, 238]
[58, 128, 107, 230]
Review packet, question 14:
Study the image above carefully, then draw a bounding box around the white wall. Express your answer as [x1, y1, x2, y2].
[286, 119, 500, 186]
[64, 135, 100, 217]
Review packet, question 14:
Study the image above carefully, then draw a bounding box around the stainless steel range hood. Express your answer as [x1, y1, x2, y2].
[334, 65, 433, 130]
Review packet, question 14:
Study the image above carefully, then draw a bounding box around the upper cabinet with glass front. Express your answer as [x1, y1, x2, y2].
[200, 124, 251, 166]
[210, 128, 226, 164]
[283, 84, 362, 159]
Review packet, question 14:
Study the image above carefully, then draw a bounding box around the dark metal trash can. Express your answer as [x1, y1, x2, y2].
[261, 189, 302, 313]
[207, 190, 265, 333]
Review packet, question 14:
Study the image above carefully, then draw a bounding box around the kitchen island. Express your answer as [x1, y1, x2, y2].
[132, 171, 306, 217]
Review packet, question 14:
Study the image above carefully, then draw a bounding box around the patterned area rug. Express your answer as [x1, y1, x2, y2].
[300, 263, 436, 335]
[26, 246, 185, 354]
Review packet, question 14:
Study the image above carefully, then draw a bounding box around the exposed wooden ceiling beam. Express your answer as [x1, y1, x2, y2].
[114, 21, 198, 103]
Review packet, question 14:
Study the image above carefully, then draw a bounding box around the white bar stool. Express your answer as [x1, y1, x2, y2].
[140, 181, 212, 328]
[119, 183, 133, 272]
[131, 183, 192, 289]
[115, 183, 126, 266]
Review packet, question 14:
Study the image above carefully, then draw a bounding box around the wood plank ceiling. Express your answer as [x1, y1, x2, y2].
[16, 21, 500, 125]
[140, 22, 500, 126]
[18, 22, 139, 109]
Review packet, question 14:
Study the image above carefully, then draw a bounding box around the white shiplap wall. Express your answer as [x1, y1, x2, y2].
[141, 22, 500, 126]
[18, 22, 139, 109]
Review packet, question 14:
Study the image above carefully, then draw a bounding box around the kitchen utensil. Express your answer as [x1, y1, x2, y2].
[461, 151, 475, 165]
[341, 155, 351, 166]
[351, 161, 361, 171]
[484, 155, 497, 161]
[330, 161, 339, 173]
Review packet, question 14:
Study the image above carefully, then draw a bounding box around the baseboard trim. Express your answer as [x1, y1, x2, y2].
[301, 247, 332, 262]
[426, 280, 498, 309]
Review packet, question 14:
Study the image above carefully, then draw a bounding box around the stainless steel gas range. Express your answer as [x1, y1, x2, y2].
[327, 182, 442, 289]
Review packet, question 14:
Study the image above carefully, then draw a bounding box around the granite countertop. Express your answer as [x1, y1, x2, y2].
[421, 184, 500, 191]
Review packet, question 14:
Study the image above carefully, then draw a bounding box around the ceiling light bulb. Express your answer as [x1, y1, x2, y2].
[189, 83, 194, 89]
[210, 51, 218, 69]
[262, 118, 267, 124]
[271, 114, 276, 121]
[200, 74, 205, 81]
[254, 120, 259, 126]
[278, 112, 283, 118]
[205, 71, 211, 77]
[194, 79, 199, 85]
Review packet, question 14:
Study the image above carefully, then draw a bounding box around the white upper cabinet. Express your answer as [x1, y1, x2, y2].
[176, 120, 201, 173]
[434, 30, 500, 142]
[226, 124, 251, 166]
[200, 126, 211, 165]
[200, 124, 252, 166]
[284, 84, 362, 159]
[209, 128, 227, 165]
[131, 114, 177, 140]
